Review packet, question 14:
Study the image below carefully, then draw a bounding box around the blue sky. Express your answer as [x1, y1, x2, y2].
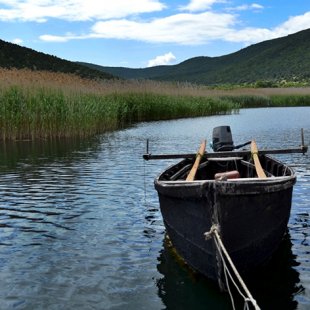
[1, 0, 310, 68]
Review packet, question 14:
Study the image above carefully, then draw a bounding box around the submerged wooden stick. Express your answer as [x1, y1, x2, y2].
[186, 140, 206, 181]
[251, 140, 267, 179]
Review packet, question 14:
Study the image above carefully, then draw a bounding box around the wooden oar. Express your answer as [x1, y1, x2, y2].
[251, 140, 267, 178]
[186, 140, 206, 181]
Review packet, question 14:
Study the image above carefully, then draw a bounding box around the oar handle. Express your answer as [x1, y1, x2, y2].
[186, 140, 206, 181]
[251, 140, 267, 178]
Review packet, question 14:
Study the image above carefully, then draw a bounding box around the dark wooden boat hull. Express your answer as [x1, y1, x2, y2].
[154, 155, 296, 283]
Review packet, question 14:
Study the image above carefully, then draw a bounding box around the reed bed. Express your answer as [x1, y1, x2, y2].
[219, 94, 310, 108]
[0, 68, 309, 141]
[0, 69, 238, 140]
[3, 68, 310, 97]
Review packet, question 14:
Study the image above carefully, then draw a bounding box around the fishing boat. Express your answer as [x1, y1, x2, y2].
[144, 126, 308, 288]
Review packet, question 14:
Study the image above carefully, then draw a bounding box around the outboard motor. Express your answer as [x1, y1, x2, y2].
[212, 126, 234, 152]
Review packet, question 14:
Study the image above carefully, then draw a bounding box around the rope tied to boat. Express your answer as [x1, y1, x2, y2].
[204, 224, 219, 240]
[204, 225, 261, 310]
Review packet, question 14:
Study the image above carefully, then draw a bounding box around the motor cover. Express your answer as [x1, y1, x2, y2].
[212, 126, 234, 151]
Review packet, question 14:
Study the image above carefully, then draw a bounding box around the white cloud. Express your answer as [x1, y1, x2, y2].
[228, 3, 264, 12]
[0, 0, 166, 22]
[225, 11, 310, 44]
[273, 12, 310, 37]
[252, 3, 264, 9]
[179, 0, 224, 12]
[11, 38, 23, 44]
[39, 11, 235, 45]
[39, 9, 310, 47]
[147, 52, 176, 67]
[40, 34, 75, 42]
[23, 0, 306, 52]
[88, 12, 236, 45]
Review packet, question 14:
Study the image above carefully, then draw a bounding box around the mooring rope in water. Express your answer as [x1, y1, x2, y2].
[205, 225, 261, 310]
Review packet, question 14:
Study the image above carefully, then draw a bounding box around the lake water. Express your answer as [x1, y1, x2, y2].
[0, 107, 309, 310]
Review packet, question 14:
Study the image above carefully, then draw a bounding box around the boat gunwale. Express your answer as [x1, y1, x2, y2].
[156, 174, 295, 185]
[155, 153, 296, 185]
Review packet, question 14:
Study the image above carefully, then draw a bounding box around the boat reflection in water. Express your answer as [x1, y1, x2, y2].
[156, 232, 303, 310]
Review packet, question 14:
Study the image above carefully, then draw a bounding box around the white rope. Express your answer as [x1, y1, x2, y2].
[204, 225, 261, 310]
[213, 235, 249, 310]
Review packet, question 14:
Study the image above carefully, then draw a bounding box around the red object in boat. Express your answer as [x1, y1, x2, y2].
[215, 170, 240, 180]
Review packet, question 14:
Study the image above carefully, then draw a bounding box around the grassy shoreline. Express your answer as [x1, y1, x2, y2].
[0, 85, 239, 140]
[1, 69, 310, 141]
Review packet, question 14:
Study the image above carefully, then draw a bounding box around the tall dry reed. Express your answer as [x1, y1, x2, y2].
[0, 68, 309, 140]
[0, 69, 238, 140]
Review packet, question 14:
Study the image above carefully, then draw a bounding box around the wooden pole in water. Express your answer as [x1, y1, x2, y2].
[186, 140, 206, 181]
[251, 140, 267, 178]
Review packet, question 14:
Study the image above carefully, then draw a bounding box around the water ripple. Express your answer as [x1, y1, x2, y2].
[0, 108, 309, 309]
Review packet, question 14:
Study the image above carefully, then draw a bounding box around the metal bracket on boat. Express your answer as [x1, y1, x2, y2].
[143, 129, 308, 160]
[300, 128, 308, 154]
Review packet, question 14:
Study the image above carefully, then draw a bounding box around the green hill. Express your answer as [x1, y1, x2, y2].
[0, 39, 114, 80]
[81, 28, 310, 85]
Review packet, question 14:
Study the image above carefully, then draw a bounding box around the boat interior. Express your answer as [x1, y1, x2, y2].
[159, 155, 293, 182]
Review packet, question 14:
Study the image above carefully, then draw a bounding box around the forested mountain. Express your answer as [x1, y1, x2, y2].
[0, 39, 114, 80]
[2, 28, 310, 85]
[81, 28, 310, 85]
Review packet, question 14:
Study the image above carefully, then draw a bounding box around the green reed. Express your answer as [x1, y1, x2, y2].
[269, 95, 310, 107]
[220, 94, 310, 108]
[0, 85, 239, 140]
[1, 80, 309, 141]
[107, 92, 239, 123]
